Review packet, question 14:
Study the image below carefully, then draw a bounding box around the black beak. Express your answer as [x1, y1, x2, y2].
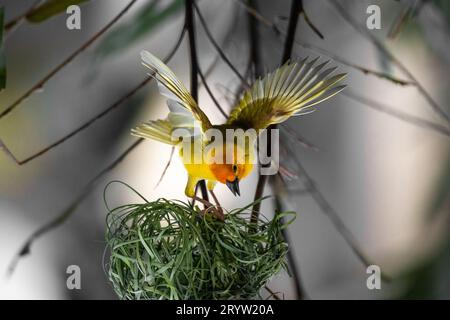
[226, 178, 240, 196]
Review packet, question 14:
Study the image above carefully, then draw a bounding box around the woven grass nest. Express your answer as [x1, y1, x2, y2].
[104, 185, 294, 300]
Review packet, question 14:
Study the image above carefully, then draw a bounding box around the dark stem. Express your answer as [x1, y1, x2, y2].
[250, 0, 306, 300]
[194, 2, 250, 89]
[186, 0, 209, 201]
[251, 0, 302, 224]
[281, 0, 303, 63]
[343, 91, 450, 138]
[264, 286, 281, 300]
[247, 0, 263, 78]
[248, 0, 266, 225]
[197, 65, 227, 118]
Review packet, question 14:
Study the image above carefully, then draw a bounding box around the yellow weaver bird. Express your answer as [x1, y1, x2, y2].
[132, 51, 346, 197]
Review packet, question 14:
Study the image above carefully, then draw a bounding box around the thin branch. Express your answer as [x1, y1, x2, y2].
[200, 3, 241, 81]
[388, 0, 419, 39]
[193, 2, 250, 89]
[155, 146, 175, 188]
[343, 90, 450, 138]
[252, 0, 303, 225]
[0, 26, 186, 165]
[281, 124, 319, 151]
[250, 0, 306, 300]
[292, 40, 414, 86]
[6, 138, 144, 278]
[247, 0, 263, 78]
[248, 0, 268, 225]
[264, 286, 282, 300]
[0, 0, 139, 120]
[186, 0, 208, 202]
[198, 5, 241, 105]
[197, 64, 227, 118]
[281, 0, 303, 63]
[330, 0, 450, 125]
[300, 8, 324, 39]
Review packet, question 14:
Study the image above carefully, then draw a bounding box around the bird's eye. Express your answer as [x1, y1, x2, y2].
[232, 164, 238, 173]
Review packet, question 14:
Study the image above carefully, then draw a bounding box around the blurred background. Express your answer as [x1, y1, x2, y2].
[0, 0, 449, 299]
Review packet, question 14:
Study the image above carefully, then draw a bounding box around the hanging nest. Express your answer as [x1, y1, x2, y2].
[104, 192, 294, 300]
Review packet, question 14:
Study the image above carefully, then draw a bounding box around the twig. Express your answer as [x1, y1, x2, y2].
[281, 124, 319, 151]
[281, 0, 302, 63]
[155, 146, 175, 188]
[343, 91, 450, 138]
[186, 0, 208, 202]
[193, 2, 250, 89]
[0, 0, 139, 120]
[300, 7, 324, 39]
[250, 0, 307, 300]
[330, 0, 450, 125]
[197, 64, 227, 118]
[252, 0, 303, 224]
[388, 0, 419, 39]
[248, 0, 267, 225]
[0, 26, 186, 165]
[6, 138, 144, 278]
[247, 0, 263, 78]
[292, 41, 414, 86]
[264, 286, 282, 300]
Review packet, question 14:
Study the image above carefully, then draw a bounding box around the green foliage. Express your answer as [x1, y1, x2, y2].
[95, 0, 183, 59]
[26, 0, 89, 23]
[0, 7, 5, 90]
[105, 195, 293, 300]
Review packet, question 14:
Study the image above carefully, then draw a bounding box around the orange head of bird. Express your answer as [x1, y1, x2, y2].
[207, 142, 254, 196]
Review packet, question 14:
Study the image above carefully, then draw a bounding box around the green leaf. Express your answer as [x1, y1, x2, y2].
[0, 7, 6, 91]
[26, 0, 89, 24]
[95, 0, 183, 59]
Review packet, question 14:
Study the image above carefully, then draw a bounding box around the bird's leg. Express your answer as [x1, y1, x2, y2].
[209, 189, 224, 220]
[191, 196, 224, 221]
[185, 175, 200, 198]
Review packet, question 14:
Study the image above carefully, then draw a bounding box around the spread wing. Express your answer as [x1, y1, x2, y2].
[226, 57, 346, 130]
[140, 50, 212, 132]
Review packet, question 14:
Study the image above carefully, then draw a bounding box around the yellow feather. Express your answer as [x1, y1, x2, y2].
[227, 57, 346, 130]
